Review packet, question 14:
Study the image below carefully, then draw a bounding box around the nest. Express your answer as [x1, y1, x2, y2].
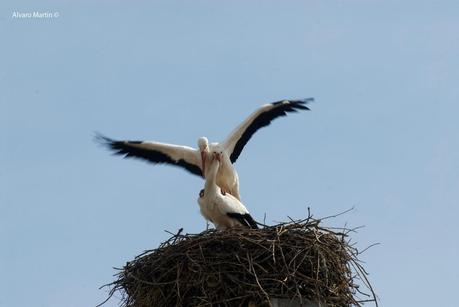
[101, 213, 377, 307]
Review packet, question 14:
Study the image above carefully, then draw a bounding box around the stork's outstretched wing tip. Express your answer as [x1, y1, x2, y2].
[301, 97, 315, 103]
[93, 132, 113, 146]
[296, 97, 314, 105]
[292, 98, 314, 110]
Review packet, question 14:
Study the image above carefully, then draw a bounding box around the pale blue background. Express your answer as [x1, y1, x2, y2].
[1, 1, 458, 306]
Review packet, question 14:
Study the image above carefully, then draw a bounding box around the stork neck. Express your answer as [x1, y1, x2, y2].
[204, 160, 219, 193]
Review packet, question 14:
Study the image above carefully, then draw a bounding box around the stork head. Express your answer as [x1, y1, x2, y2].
[198, 137, 209, 151]
[198, 137, 209, 177]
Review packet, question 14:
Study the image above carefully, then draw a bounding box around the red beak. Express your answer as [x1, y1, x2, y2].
[201, 151, 206, 178]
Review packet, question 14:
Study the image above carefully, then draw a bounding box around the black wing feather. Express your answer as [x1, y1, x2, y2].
[226, 212, 259, 229]
[95, 133, 202, 176]
[229, 98, 313, 163]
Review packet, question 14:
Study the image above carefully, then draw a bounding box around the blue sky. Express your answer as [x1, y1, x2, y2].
[1, 1, 458, 306]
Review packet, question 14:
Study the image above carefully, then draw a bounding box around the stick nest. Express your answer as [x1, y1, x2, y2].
[101, 214, 377, 307]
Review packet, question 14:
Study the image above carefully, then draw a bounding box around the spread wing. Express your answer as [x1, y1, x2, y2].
[222, 98, 312, 163]
[95, 133, 202, 176]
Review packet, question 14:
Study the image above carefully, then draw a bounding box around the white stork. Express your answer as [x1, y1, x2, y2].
[198, 152, 258, 230]
[96, 98, 312, 199]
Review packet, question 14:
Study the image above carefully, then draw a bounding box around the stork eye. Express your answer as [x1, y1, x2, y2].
[199, 189, 205, 197]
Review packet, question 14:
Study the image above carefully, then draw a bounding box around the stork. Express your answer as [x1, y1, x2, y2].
[198, 152, 258, 230]
[96, 98, 312, 199]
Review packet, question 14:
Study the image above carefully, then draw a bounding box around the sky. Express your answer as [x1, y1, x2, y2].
[1, 1, 458, 306]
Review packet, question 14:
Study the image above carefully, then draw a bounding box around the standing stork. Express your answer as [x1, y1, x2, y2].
[198, 152, 258, 230]
[96, 98, 312, 199]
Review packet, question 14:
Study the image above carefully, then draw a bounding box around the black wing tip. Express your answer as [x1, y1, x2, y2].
[245, 214, 259, 229]
[227, 213, 259, 229]
[293, 98, 314, 109]
[93, 132, 115, 147]
[272, 98, 314, 111]
[93, 132, 131, 156]
[300, 97, 315, 103]
[94, 132, 142, 148]
[289, 98, 314, 109]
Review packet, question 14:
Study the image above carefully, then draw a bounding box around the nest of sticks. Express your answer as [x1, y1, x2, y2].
[101, 212, 377, 307]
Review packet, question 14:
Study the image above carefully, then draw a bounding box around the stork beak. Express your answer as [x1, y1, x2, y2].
[201, 151, 206, 177]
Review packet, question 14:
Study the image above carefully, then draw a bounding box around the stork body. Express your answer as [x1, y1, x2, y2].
[198, 153, 258, 230]
[97, 98, 312, 200]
